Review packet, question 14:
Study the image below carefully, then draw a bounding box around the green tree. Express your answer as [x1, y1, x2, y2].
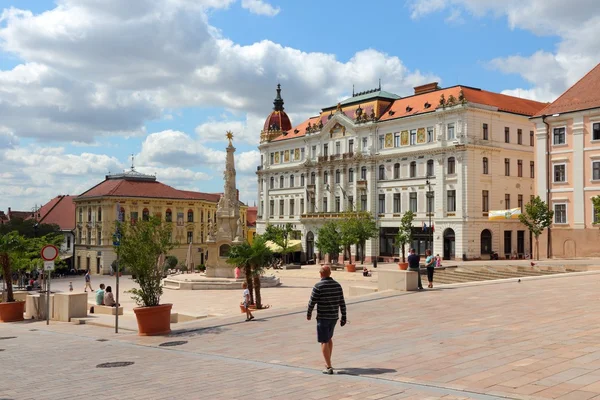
[339, 211, 379, 264]
[518, 196, 554, 261]
[227, 236, 273, 309]
[0, 218, 60, 238]
[0, 232, 26, 303]
[316, 222, 341, 264]
[592, 195, 600, 227]
[262, 223, 294, 264]
[165, 255, 178, 270]
[115, 216, 175, 307]
[395, 211, 415, 263]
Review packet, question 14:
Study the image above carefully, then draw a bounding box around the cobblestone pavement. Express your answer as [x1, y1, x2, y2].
[3, 272, 600, 399]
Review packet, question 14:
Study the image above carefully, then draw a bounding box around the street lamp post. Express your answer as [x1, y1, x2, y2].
[426, 177, 433, 251]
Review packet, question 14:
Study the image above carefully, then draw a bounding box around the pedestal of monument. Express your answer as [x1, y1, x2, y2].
[163, 273, 281, 290]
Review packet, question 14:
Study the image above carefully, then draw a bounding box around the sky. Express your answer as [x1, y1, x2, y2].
[0, 0, 599, 212]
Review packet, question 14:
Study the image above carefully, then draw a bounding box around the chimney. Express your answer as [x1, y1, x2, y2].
[8, 207, 11, 214]
[414, 82, 440, 95]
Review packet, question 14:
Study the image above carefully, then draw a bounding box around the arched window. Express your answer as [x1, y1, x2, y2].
[270, 177, 274, 189]
[448, 157, 456, 174]
[348, 168, 354, 182]
[335, 169, 340, 184]
[187, 209, 194, 223]
[300, 174, 305, 186]
[280, 175, 284, 188]
[483, 157, 489, 175]
[310, 172, 316, 185]
[361, 166, 367, 180]
[165, 209, 172, 222]
[378, 165, 385, 180]
[410, 161, 417, 178]
[97, 207, 102, 222]
[324, 171, 329, 184]
[394, 163, 400, 179]
[142, 208, 150, 221]
[427, 159, 434, 177]
[290, 174, 295, 188]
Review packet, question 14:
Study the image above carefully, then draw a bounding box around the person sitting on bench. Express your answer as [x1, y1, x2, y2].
[103, 286, 119, 307]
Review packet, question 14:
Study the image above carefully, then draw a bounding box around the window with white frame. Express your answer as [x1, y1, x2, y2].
[409, 192, 417, 212]
[410, 129, 416, 145]
[311, 145, 316, 159]
[427, 127, 434, 143]
[301, 148, 305, 160]
[553, 164, 566, 183]
[279, 199, 284, 216]
[427, 159, 434, 176]
[447, 190, 456, 212]
[361, 166, 367, 180]
[290, 174, 295, 188]
[348, 168, 354, 182]
[447, 157, 456, 174]
[378, 194, 385, 214]
[335, 141, 341, 155]
[269, 200, 274, 217]
[335, 169, 340, 184]
[323, 144, 328, 156]
[553, 127, 566, 145]
[335, 196, 341, 212]
[289, 199, 295, 216]
[379, 135, 385, 149]
[410, 161, 417, 178]
[593, 123, 600, 141]
[348, 139, 354, 153]
[362, 137, 368, 151]
[379, 165, 385, 180]
[447, 123, 455, 140]
[393, 163, 400, 179]
[280, 175, 284, 188]
[593, 161, 600, 181]
[394, 132, 400, 147]
[554, 204, 567, 224]
[393, 193, 401, 213]
[324, 171, 328, 184]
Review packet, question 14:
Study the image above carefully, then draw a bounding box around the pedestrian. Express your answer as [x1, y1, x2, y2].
[84, 270, 92, 292]
[435, 254, 442, 268]
[104, 286, 119, 307]
[241, 282, 254, 321]
[307, 265, 347, 375]
[69, 282, 73, 292]
[407, 248, 423, 290]
[96, 283, 105, 305]
[425, 249, 435, 288]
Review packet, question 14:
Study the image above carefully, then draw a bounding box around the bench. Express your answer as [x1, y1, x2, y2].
[88, 303, 123, 316]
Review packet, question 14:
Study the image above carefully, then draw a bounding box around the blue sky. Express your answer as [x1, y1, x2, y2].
[0, 0, 597, 211]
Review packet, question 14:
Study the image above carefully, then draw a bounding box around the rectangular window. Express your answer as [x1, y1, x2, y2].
[427, 191, 434, 213]
[530, 130, 534, 146]
[482, 190, 489, 212]
[187, 231, 193, 244]
[362, 137, 368, 151]
[394, 163, 400, 179]
[378, 194, 385, 214]
[67, 235, 71, 250]
[361, 167, 367, 180]
[594, 123, 600, 141]
[505, 158, 510, 176]
[483, 123, 489, 140]
[427, 127, 434, 143]
[260, 201, 264, 217]
[410, 129, 417, 145]
[379, 135, 385, 149]
[269, 200, 274, 217]
[553, 127, 566, 145]
[323, 144, 328, 156]
[505, 194, 511, 210]
[505, 127, 510, 143]
[300, 174, 305, 186]
[348, 196, 354, 210]
[394, 132, 400, 147]
[517, 129, 523, 145]
[554, 204, 567, 224]
[530, 161, 535, 178]
[447, 123, 455, 140]
[517, 160, 523, 177]
[335, 170, 340, 184]
[269, 152, 274, 164]
[335, 141, 341, 155]
[280, 151, 284, 162]
[289, 199, 295, 216]
[348, 139, 354, 153]
[594, 161, 600, 180]
[504, 231, 512, 255]
[360, 195, 367, 211]
[300, 198, 305, 214]
[348, 168, 354, 182]
[447, 190, 456, 212]
[323, 198, 328, 213]
[311, 145, 316, 159]
[409, 192, 417, 213]
[279, 199, 284, 216]
[301, 147, 305, 160]
[554, 164, 566, 183]
[393, 193, 401, 213]
[97, 231, 101, 246]
[518, 194, 523, 212]
[335, 196, 341, 212]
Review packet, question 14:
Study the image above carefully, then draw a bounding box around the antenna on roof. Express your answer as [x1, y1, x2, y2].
[378, 78, 381, 90]
[131, 154, 135, 171]
[352, 84, 355, 97]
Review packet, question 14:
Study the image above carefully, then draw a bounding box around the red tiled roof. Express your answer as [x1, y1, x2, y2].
[7, 210, 31, 220]
[79, 179, 221, 202]
[37, 195, 76, 231]
[246, 206, 257, 227]
[533, 63, 600, 117]
[264, 110, 292, 132]
[272, 116, 321, 142]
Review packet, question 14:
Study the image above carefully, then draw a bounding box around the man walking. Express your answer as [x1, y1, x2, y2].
[407, 248, 423, 290]
[307, 266, 347, 375]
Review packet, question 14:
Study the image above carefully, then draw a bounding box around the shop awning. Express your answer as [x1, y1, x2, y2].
[265, 240, 303, 253]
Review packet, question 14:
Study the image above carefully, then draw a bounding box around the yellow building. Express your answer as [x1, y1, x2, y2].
[74, 169, 247, 274]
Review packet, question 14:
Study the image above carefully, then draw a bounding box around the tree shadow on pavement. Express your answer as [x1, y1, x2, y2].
[169, 326, 228, 338]
[336, 367, 397, 376]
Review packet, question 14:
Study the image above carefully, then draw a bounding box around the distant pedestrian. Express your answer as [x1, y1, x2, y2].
[307, 266, 347, 375]
[84, 270, 92, 292]
[241, 282, 254, 321]
[407, 248, 423, 290]
[425, 249, 435, 288]
[69, 282, 73, 292]
[435, 254, 442, 268]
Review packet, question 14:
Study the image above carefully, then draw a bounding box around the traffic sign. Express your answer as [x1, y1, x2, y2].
[43, 260, 55, 271]
[41, 245, 59, 261]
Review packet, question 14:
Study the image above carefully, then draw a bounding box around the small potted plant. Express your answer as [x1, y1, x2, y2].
[0, 232, 26, 322]
[116, 216, 175, 336]
[395, 211, 415, 270]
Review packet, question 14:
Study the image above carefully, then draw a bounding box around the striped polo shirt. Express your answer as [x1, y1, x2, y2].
[307, 277, 347, 320]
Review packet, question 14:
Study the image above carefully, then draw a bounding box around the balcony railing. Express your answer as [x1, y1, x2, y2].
[300, 212, 347, 220]
[329, 154, 341, 161]
[356, 180, 367, 187]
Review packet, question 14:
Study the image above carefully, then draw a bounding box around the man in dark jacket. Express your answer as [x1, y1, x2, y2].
[407, 248, 423, 290]
[307, 265, 347, 375]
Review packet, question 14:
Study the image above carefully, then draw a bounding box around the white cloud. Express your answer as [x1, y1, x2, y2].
[240, 0, 280, 17]
[195, 113, 265, 145]
[408, 0, 600, 102]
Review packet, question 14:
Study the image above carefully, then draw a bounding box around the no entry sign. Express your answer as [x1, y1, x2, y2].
[41, 245, 59, 261]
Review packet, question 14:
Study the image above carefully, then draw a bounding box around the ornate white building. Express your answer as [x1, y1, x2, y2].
[257, 83, 546, 261]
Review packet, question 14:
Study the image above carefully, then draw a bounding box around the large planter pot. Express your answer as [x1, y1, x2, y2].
[398, 262, 409, 270]
[0, 301, 25, 322]
[345, 264, 356, 272]
[133, 303, 172, 336]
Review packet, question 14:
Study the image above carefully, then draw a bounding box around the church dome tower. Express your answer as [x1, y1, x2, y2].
[261, 84, 292, 143]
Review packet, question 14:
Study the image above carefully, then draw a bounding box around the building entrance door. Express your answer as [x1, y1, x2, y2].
[96, 257, 101, 275]
[306, 231, 314, 263]
[443, 228, 455, 260]
[480, 229, 492, 256]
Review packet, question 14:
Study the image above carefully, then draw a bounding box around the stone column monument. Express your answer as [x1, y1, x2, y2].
[205, 131, 244, 278]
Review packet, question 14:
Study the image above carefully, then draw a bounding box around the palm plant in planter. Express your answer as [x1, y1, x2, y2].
[0, 232, 26, 322]
[115, 216, 175, 336]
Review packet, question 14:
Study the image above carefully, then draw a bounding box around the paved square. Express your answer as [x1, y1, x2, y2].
[2, 271, 600, 399]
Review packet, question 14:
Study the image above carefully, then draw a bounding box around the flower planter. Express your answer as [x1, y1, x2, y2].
[345, 264, 356, 272]
[398, 262, 409, 270]
[0, 301, 25, 322]
[133, 303, 172, 336]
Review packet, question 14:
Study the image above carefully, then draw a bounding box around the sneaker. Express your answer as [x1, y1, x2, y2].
[245, 318, 251, 322]
[322, 367, 334, 375]
[249, 316, 255, 320]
